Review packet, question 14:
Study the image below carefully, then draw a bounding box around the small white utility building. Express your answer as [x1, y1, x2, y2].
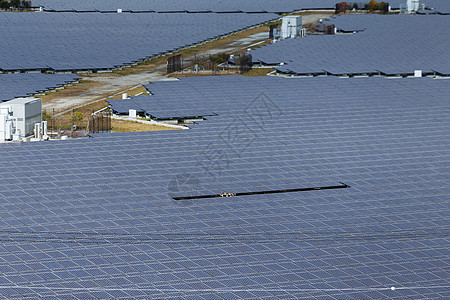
[407, 0, 420, 12]
[0, 97, 42, 141]
[281, 15, 302, 39]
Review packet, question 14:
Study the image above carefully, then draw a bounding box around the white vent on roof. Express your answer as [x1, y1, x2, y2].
[414, 70, 423, 77]
[42, 121, 48, 140]
[300, 28, 307, 37]
[34, 123, 42, 140]
[117, 8, 123, 13]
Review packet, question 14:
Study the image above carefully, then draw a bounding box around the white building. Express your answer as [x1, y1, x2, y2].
[281, 15, 302, 39]
[0, 97, 42, 141]
[407, 0, 420, 12]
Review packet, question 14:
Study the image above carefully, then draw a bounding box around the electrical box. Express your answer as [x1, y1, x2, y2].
[407, 0, 420, 12]
[0, 97, 42, 140]
[281, 15, 302, 39]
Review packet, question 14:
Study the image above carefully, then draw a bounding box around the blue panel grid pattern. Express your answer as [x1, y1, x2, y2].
[32, 0, 338, 13]
[251, 15, 450, 76]
[0, 75, 449, 298]
[31, 0, 450, 14]
[0, 73, 81, 101]
[0, 12, 278, 72]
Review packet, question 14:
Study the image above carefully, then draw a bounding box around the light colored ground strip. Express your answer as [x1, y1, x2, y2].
[111, 115, 189, 129]
[43, 72, 173, 113]
[42, 31, 271, 112]
[42, 12, 333, 113]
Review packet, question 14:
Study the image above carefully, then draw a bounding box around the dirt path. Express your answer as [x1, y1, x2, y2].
[42, 12, 334, 114]
[44, 67, 173, 113]
[43, 31, 273, 114]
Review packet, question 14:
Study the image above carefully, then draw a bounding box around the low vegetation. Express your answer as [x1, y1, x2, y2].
[336, 1, 390, 13]
[111, 119, 177, 133]
[0, 0, 30, 10]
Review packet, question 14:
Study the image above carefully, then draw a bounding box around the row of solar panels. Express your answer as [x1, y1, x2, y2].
[414, 0, 450, 13]
[0, 12, 278, 71]
[31, 0, 450, 13]
[32, 0, 338, 13]
[250, 15, 450, 76]
[1, 75, 448, 298]
[0, 73, 81, 102]
[108, 75, 449, 119]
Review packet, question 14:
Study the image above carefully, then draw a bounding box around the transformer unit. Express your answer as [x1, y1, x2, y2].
[0, 107, 14, 141]
[281, 15, 302, 39]
[407, 0, 420, 12]
[0, 97, 42, 142]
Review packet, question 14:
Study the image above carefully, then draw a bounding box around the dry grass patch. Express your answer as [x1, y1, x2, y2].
[46, 101, 108, 130]
[39, 79, 104, 105]
[170, 68, 275, 78]
[111, 119, 177, 133]
[242, 68, 275, 77]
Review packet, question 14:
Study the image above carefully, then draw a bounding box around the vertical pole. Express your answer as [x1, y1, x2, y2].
[52, 108, 55, 139]
[71, 109, 74, 138]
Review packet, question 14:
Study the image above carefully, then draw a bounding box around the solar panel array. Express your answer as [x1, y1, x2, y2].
[32, 0, 338, 13]
[0, 12, 277, 72]
[1, 75, 449, 298]
[251, 15, 450, 76]
[30, 0, 450, 13]
[422, 0, 450, 13]
[0, 73, 81, 102]
[110, 75, 450, 119]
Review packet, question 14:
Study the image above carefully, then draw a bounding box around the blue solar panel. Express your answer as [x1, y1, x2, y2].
[251, 15, 450, 76]
[0, 75, 449, 298]
[0, 73, 81, 101]
[0, 12, 278, 72]
[33, 0, 339, 13]
[31, 0, 450, 14]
